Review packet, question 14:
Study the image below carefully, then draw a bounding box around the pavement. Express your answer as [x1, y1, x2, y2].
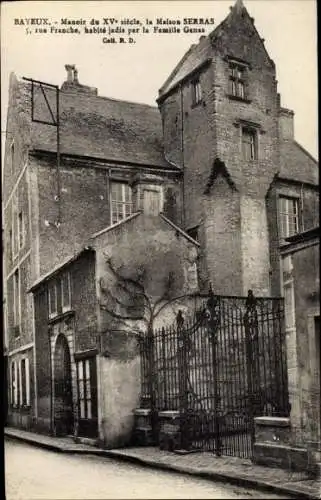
[5, 426, 321, 500]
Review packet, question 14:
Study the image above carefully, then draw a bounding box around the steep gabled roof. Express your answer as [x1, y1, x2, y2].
[279, 140, 318, 185]
[13, 74, 170, 168]
[158, 39, 213, 98]
[158, 0, 273, 100]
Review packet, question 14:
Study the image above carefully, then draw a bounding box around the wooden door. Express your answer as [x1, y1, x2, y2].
[76, 356, 98, 438]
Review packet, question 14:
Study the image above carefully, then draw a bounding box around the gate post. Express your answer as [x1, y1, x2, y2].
[207, 287, 222, 457]
[244, 290, 259, 450]
[177, 310, 189, 450]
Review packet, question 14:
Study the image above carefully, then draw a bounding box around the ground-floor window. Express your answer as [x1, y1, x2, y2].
[10, 357, 30, 408]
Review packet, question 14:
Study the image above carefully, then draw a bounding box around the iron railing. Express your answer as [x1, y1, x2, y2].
[139, 290, 290, 458]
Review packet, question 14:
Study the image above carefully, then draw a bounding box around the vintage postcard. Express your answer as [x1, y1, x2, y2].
[2, 1, 319, 499]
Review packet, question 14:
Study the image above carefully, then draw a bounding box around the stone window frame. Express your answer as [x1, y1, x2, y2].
[19, 356, 30, 408]
[233, 119, 262, 161]
[48, 281, 58, 319]
[277, 194, 300, 244]
[110, 181, 133, 225]
[141, 184, 164, 215]
[9, 355, 30, 409]
[61, 271, 72, 313]
[241, 127, 258, 161]
[226, 57, 251, 103]
[13, 267, 21, 336]
[191, 77, 202, 107]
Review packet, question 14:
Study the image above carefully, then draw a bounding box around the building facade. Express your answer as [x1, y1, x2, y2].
[29, 211, 199, 445]
[3, 0, 319, 441]
[280, 228, 320, 458]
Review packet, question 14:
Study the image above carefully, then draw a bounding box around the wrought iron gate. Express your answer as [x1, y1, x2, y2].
[139, 289, 290, 458]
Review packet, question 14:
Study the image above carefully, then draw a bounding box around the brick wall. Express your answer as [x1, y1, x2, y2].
[6, 254, 33, 352]
[33, 158, 110, 277]
[34, 287, 51, 433]
[71, 251, 98, 353]
[4, 168, 32, 349]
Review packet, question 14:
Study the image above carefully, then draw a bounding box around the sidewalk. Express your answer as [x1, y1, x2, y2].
[5, 427, 321, 499]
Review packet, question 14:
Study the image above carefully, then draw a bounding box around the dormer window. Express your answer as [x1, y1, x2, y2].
[192, 78, 202, 106]
[229, 62, 247, 100]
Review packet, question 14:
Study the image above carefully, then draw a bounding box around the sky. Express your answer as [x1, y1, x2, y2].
[1, 0, 318, 160]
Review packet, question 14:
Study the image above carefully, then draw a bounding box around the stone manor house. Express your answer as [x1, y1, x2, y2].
[3, 0, 319, 452]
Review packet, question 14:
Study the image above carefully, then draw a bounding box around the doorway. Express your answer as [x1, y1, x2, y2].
[76, 355, 98, 438]
[53, 334, 73, 436]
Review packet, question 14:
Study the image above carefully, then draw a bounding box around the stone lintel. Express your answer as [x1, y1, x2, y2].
[254, 416, 290, 427]
[134, 408, 151, 416]
[158, 410, 180, 419]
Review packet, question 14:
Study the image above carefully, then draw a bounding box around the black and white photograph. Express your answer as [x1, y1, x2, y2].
[1, 1, 319, 499]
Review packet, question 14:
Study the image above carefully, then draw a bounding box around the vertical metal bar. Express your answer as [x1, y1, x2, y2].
[177, 311, 189, 450]
[56, 87, 61, 224]
[208, 293, 221, 457]
[261, 299, 268, 414]
[147, 325, 157, 443]
[244, 291, 255, 453]
[161, 327, 167, 409]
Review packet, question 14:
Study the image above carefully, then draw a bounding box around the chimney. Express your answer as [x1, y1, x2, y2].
[65, 64, 75, 82]
[279, 107, 294, 140]
[61, 64, 98, 96]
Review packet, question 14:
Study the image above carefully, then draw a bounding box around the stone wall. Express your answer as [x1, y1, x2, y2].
[99, 332, 141, 447]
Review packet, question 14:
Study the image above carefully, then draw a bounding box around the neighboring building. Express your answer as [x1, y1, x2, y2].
[280, 227, 320, 462]
[3, 0, 318, 439]
[29, 210, 199, 445]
